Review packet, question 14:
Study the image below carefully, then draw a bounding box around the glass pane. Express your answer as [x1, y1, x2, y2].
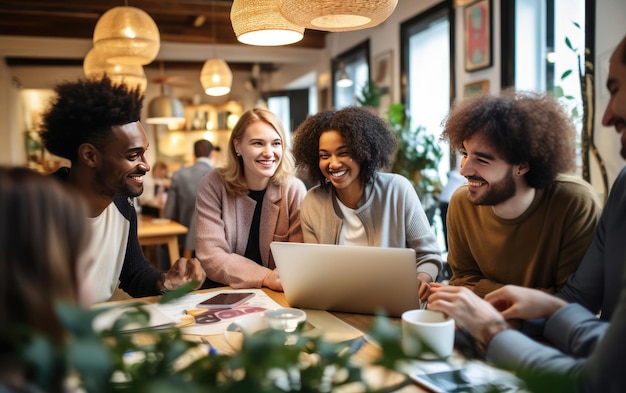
[335, 56, 369, 109]
[267, 96, 292, 145]
[408, 17, 451, 183]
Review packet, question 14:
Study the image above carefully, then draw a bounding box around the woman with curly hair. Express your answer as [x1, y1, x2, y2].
[292, 106, 442, 300]
[441, 88, 601, 297]
[195, 108, 306, 291]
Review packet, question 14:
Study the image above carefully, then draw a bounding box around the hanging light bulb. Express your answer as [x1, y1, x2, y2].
[231, 0, 304, 46]
[280, 0, 398, 32]
[83, 47, 147, 92]
[200, 59, 233, 96]
[336, 62, 353, 87]
[93, 6, 160, 65]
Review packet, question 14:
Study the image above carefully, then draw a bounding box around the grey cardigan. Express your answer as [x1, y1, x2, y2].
[300, 172, 442, 280]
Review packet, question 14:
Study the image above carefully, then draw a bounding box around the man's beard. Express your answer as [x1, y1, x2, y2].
[470, 170, 516, 206]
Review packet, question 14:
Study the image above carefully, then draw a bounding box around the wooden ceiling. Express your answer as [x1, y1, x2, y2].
[0, 0, 328, 71]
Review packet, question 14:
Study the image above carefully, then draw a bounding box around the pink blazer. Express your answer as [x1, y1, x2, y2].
[195, 170, 306, 288]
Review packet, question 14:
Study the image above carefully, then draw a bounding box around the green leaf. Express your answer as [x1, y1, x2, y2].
[20, 334, 60, 389]
[55, 301, 102, 338]
[355, 79, 381, 108]
[553, 86, 565, 98]
[560, 69, 573, 80]
[159, 281, 197, 303]
[67, 338, 115, 393]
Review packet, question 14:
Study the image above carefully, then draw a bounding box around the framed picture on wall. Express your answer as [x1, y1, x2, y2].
[464, 0, 492, 72]
[463, 80, 490, 97]
[373, 50, 392, 117]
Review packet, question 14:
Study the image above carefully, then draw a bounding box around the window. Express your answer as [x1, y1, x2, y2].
[503, 0, 587, 174]
[332, 40, 370, 108]
[400, 2, 454, 250]
[401, 2, 454, 188]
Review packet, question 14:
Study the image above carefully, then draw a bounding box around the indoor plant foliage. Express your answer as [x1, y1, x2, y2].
[387, 103, 443, 204]
[16, 288, 405, 393]
[355, 80, 381, 109]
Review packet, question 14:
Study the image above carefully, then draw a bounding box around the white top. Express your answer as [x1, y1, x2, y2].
[337, 197, 367, 246]
[78, 203, 129, 305]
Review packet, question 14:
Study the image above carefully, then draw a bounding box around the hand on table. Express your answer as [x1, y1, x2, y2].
[417, 272, 433, 301]
[262, 269, 283, 292]
[163, 257, 206, 290]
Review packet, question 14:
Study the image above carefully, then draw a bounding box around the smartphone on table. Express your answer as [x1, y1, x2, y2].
[196, 292, 255, 309]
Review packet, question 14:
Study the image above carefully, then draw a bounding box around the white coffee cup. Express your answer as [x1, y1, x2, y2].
[264, 308, 307, 333]
[401, 309, 455, 359]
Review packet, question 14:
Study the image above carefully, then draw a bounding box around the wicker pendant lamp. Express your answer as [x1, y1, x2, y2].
[93, 6, 160, 65]
[231, 0, 304, 46]
[83, 47, 147, 92]
[200, 59, 233, 96]
[279, 0, 398, 32]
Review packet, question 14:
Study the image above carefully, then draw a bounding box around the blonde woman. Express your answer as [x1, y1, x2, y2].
[195, 108, 306, 291]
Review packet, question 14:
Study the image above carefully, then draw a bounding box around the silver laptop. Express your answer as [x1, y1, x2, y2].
[271, 242, 421, 317]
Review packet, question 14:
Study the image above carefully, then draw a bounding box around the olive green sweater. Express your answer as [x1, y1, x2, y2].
[447, 175, 601, 297]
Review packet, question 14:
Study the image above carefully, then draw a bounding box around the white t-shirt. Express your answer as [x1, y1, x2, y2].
[337, 198, 368, 246]
[78, 203, 130, 305]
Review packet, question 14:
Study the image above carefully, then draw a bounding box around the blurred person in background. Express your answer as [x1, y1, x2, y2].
[165, 139, 214, 257]
[139, 160, 170, 217]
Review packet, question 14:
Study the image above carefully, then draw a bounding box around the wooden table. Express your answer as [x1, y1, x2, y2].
[137, 216, 188, 265]
[108, 287, 423, 392]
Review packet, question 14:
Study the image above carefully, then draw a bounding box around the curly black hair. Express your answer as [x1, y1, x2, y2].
[441, 88, 575, 189]
[39, 75, 143, 162]
[292, 106, 398, 189]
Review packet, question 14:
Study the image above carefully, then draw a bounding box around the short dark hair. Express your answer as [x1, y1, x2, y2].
[194, 139, 214, 158]
[292, 106, 398, 189]
[39, 75, 143, 162]
[442, 88, 575, 189]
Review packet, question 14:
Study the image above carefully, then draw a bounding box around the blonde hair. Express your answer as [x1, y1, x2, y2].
[218, 107, 295, 195]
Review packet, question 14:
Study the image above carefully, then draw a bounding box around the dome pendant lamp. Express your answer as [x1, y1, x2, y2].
[146, 83, 185, 128]
[83, 47, 147, 92]
[93, 6, 160, 65]
[279, 0, 399, 32]
[200, 58, 233, 96]
[231, 0, 304, 46]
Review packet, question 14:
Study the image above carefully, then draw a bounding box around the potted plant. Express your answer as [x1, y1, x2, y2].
[386, 103, 443, 221]
[355, 79, 381, 110]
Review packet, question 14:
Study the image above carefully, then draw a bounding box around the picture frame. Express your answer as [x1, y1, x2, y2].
[373, 50, 393, 116]
[463, 80, 490, 98]
[464, 0, 492, 72]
